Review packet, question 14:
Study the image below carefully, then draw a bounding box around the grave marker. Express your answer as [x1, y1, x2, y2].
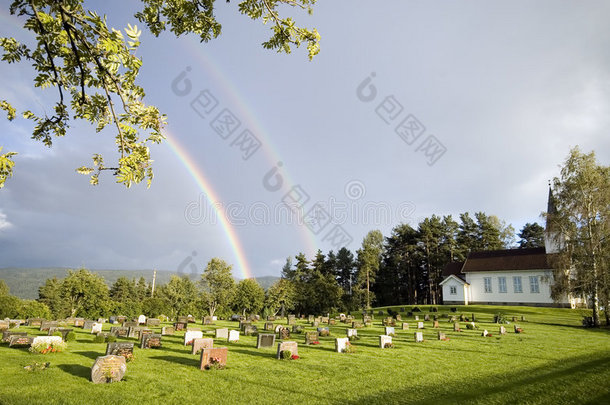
[161, 326, 175, 336]
[335, 337, 349, 353]
[256, 334, 275, 349]
[184, 330, 203, 346]
[106, 342, 134, 358]
[279, 327, 290, 340]
[417, 322, 424, 329]
[346, 329, 357, 338]
[91, 355, 127, 384]
[276, 341, 298, 359]
[228, 330, 240, 343]
[200, 347, 228, 370]
[305, 331, 319, 345]
[499, 326, 507, 335]
[146, 318, 160, 327]
[385, 326, 395, 335]
[40, 321, 58, 332]
[244, 325, 258, 336]
[91, 323, 103, 334]
[9, 335, 32, 347]
[192, 338, 214, 354]
[379, 335, 392, 348]
[110, 326, 129, 337]
[215, 328, 229, 339]
[402, 322, 409, 330]
[414, 331, 424, 342]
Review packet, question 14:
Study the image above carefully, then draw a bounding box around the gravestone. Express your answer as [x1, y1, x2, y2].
[228, 330, 240, 343]
[460, 314, 465, 322]
[106, 342, 134, 358]
[0, 320, 9, 331]
[433, 320, 440, 328]
[256, 334, 275, 349]
[200, 347, 228, 370]
[414, 331, 424, 342]
[287, 315, 296, 325]
[138, 329, 153, 344]
[278, 327, 291, 340]
[40, 321, 58, 332]
[137, 315, 146, 325]
[471, 313, 477, 322]
[335, 337, 349, 353]
[110, 326, 129, 337]
[128, 327, 143, 339]
[385, 326, 395, 335]
[395, 315, 402, 322]
[161, 326, 175, 336]
[91, 323, 103, 334]
[379, 335, 392, 348]
[482, 330, 489, 337]
[291, 325, 303, 334]
[48, 327, 60, 336]
[9, 335, 33, 347]
[244, 325, 258, 336]
[274, 324, 284, 333]
[177, 316, 189, 324]
[352, 321, 363, 329]
[58, 328, 73, 341]
[453, 323, 461, 332]
[307, 315, 314, 322]
[378, 311, 384, 316]
[438, 331, 446, 340]
[276, 341, 298, 359]
[83, 320, 95, 330]
[3, 331, 26, 343]
[417, 322, 424, 329]
[184, 330, 203, 346]
[499, 326, 507, 335]
[414, 316, 419, 321]
[424, 314, 430, 321]
[305, 331, 319, 345]
[317, 327, 330, 337]
[328, 319, 336, 326]
[174, 322, 187, 331]
[32, 336, 63, 347]
[402, 323, 409, 330]
[91, 355, 127, 384]
[109, 316, 117, 324]
[186, 327, 201, 332]
[215, 328, 229, 339]
[321, 317, 329, 324]
[123, 321, 138, 328]
[267, 316, 276, 321]
[116, 316, 127, 324]
[192, 338, 214, 354]
[187, 315, 196, 323]
[146, 318, 160, 327]
[312, 321, 319, 328]
[203, 316, 213, 325]
[239, 320, 251, 331]
[264, 322, 274, 331]
[466, 322, 476, 330]
[400, 307, 406, 312]
[27, 318, 44, 327]
[346, 329, 357, 338]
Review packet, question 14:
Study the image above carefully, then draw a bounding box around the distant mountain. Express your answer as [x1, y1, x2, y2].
[0, 268, 280, 299]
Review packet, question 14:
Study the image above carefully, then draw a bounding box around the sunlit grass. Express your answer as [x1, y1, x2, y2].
[0, 305, 609, 404]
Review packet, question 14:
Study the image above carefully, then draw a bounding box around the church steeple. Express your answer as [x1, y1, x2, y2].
[545, 182, 560, 254]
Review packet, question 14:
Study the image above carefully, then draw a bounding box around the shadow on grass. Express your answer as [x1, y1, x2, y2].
[347, 352, 610, 404]
[74, 351, 103, 360]
[149, 355, 199, 367]
[57, 363, 91, 380]
[229, 348, 276, 359]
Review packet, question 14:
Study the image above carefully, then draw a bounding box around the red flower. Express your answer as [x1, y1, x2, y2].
[291, 355, 299, 360]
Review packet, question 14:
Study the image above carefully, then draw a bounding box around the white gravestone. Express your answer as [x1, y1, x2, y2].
[215, 328, 229, 339]
[346, 329, 357, 337]
[138, 315, 147, 325]
[91, 323, 103, 334]
[414, 331, 424, 342]
[385, 326, 395, 335]
[184, 330, 203, 346]
[417, 322, 424, 329]
[379, 335, 392, 348]
[335, 337, 349, 353]
[228, 330, 240, 343]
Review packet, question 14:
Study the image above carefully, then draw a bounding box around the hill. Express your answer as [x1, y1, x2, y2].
[0, 268, 280, 299]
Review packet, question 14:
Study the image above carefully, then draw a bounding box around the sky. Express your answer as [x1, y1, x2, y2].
[1, 0, 609, 279]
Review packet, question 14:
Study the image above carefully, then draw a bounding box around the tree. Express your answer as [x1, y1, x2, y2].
[0, 0, 320, 189]
[18, 300, 51, 319]
[356, 230, 384, 309]
[38, 276, 67, 318]
[0, 280, 9, 296]
[265, 278, 296, 317]
[61, 268, 110, 318]
[518, 222, 545, 248]
[158, 275, 198, 318]
[233, 279, 265, 316]
[110, 277, 137, 302]
[549, 147, 610, 326]
[200, 258, 235, 318]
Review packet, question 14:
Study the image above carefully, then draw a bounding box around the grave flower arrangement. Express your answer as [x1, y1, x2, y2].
[30, 339, 67, 354]
[343, 342, 356, 354]
[311, 341, 320, 345]
[205, 357, 225, 370]
[280, 350, 299, 360]
[383, 342, 395, 349]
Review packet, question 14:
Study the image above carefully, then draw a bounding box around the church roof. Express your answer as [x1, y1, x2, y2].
[442, 261, 466, 280]
[462, 247, 554, 272]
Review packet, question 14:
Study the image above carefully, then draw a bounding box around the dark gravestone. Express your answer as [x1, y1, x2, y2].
[139, 329, 153, 344]
[264, 322, 274, 331]
[177, 316, 189, 324]
[471, 314, 477, 322]
[83, 320, 96, 330]
[257, 334, 275, 349]
[106, 342, 134, 358]
[276, 341, 298, 359]
[3, 331, 27, 343]
[128, 327, 144, 339]
[174, 322, 186, 331]
[123, 321, 138, 328]
[200, 347, 228, 370]
[58, 328, 73, 341]
[292, 325, 303, 334]
[110, 326, 129, 338]
[244, 325, 258, 336]
[40, 321, 58, 332]
[146, 318, 161, 327]
[141, 334, 162, 349]
[239, 321, 251, 331]
[91, 355, 127, 384]
[9, 335, 33, 347]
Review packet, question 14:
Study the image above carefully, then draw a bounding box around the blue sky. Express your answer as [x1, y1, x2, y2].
[1, 0, 609, 278]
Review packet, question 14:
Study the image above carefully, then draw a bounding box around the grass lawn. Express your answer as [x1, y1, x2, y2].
[0, 305, 609, 405]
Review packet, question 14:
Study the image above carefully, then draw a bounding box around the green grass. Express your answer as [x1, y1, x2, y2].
[1, 305, 609, 404]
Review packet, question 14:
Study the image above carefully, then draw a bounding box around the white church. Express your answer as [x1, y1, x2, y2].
[440, 188, 578, 308]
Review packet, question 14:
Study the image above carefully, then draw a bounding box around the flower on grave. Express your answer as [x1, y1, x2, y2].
[291, 355, 299, 360]
[343, 342, 356, 354]
[384, 342, 395, 349]
[311, 341, 320, 345]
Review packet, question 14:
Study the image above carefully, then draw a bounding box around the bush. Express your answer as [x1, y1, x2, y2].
[280, 350, 292, 360]
[93, 334, 106, 343]
[65, 332, 76, 342]
[52, 331, 62, 338]
[106, 335, 117, 343]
